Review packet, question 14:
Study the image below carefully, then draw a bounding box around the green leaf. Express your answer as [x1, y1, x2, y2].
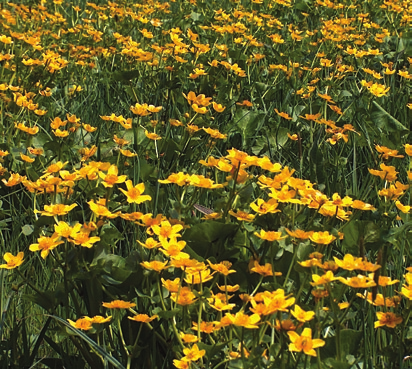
[156, 309, 181, 320]
[323, 358, 352, 369]
[234, 109, 266, 146]
[183, 221, 238, 244]
[371, 101, 408, 134]
[22, 224, 34, 236]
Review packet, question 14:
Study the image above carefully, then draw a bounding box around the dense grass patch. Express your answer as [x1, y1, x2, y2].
[0, 0, 411, 368]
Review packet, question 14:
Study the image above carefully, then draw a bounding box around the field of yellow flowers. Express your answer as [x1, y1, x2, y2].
[0, 0, 410, 368]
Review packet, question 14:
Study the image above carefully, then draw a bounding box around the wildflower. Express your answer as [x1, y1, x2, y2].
[217, 284, 239, 292]
[336, 275, 376, 288]
[375, 145, 404, 160]
[99, 165, 127, 187]
[212, 102, 226, 112]
[140, 260, 169, 272]
[2, 173, 25, 187]
[87, 200, 120, 219]
[128, 314, 158, 323]
[224, 312, 260, 329]
[102, 300, 136, 309]
[171, 286, 197, 305]
[173, 359, 189, 369]
[182, 344, 206, 362]
[285, 228, 314, 239]
[203, 127, 227, 139]
[207, 294, 236, 312]
[250, 261, 281, 277]
[161, 278, 181, 292]
[137, 237, 160, 250]
[287, 328, 325, 356]
[250, 199, 281, 215]
[310, 271, 336, 286]
[35, 203, 77, 217]
[20, 153, 35, 163]
[0, 252, 24, 269]
[207, 260, 236, 276]
[90, 316, 112, 324]
[184, 268, 214, 284]
[120, 180, 151, 204]
[180, 333, 198, 343]
[405, 144, 412, 156]
[29, 234, 64, 259]
[333, 254, 364, 271]
[309, 231, 336, 245]
[374, 312, 402, 328]
[68, 317, 93, 331]
[255, 229, 286, 242]
[229, 210, 255, 222]
[291, 305, 315, 323]
[145, 130, 162, 140]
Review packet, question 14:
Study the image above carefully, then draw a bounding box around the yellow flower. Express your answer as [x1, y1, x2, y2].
[0, 252, 24, 269]
[191, 104, 208, 114]
[20, 153, 35, 163]
[35, 203, 77, 217]
[229, 210, 255, 222]
[374, 312, 402, 328]
[207, 260, 236, 276]
[250, 261, 281, 277]
[29, 234, 64, 259]
[68, 317, 93, 331]
[287, 328, 325, 356]
[405, 144, 412, 156]
[182, 344, 206, 362]
[90, 315, 112, 324]
[336, 275, 376, 288]
[128, 314, 158, 323]
[120, 180, 152, 204]
[224, 312, 261, 329]
[290, 305, 315, 323]
[212, 102, 226, 112]
[87, 200, 120, 219]
[171, 286, 197, 306]
[309, 231, 336, 245]
[145, 130, 162, 140]
[140, 260, 169, 272]
[102, 300, 136, 309]
[99, 164, 127, 188]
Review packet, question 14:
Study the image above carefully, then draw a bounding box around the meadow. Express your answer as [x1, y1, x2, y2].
[0, 0, 411, 368]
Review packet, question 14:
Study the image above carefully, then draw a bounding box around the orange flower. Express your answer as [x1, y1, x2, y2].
[102, 300, 136, 309]
[375, 145, 404, 159]
[274, 109, 292, 120]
